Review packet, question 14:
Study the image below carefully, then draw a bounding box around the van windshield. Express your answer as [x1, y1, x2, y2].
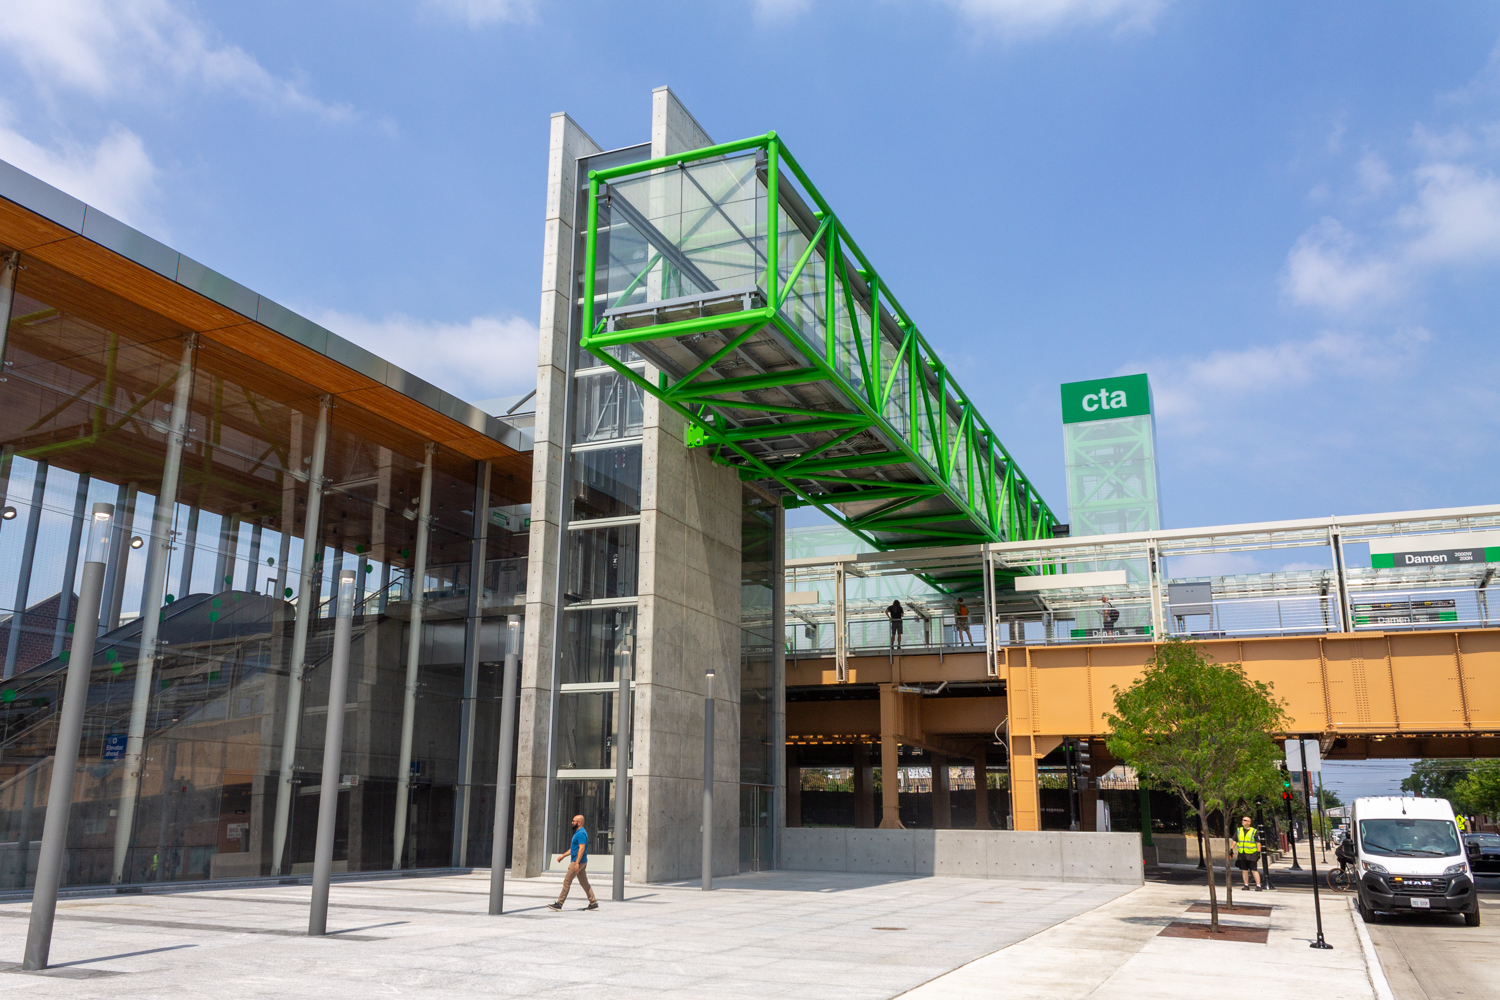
[1359, 818, 1460, 858]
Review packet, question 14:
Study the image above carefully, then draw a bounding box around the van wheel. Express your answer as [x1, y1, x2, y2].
[1465, 904, 1481, 928]
[1359, 897, 1379, 923]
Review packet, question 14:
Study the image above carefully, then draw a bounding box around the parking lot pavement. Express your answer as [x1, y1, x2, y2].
[0, 871, 1130, 999]
[902, 879, 1382, 1000]
[1363, 875, 1500, 1000]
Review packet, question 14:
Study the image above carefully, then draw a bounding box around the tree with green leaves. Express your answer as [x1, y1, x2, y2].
[1401, 759, 1473, 801]
[1105, 639, 1289, 932]
[1455, 761, 1500, 818]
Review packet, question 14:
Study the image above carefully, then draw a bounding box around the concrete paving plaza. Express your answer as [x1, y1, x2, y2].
[0, 871, 1131, 998]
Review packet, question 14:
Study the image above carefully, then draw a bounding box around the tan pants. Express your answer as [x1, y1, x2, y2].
[557, 862, 595, 905]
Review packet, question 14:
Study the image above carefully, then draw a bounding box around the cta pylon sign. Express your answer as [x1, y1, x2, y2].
[1060, 373, 1152, 424]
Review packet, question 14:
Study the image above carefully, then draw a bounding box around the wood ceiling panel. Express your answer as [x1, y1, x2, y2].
[0, 200, 76, 252]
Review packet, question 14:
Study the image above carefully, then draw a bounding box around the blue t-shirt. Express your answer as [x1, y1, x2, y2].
[570, 828, 589, 863]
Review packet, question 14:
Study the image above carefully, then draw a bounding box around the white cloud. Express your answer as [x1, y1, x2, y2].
[1355, 153, 1392, 196]
[942, 0, 1172, 37]
[753, 0, 812, 20]
[0, 0, 351, 119]
[312, 310, 539, 404]
[422, 0, 534, 26]
[1285, 163, 1500, 312]
[0, 123, 156, 226]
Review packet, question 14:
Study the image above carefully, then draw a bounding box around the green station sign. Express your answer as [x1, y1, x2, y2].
[1060, 373, 1152, 425]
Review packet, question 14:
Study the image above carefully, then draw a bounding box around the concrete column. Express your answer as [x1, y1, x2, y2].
[392, 442, 436, 869]
[513, 111, 603, 880]
[973, 746, 992, 830]
[931, 752, 951, 830]
[878, 685, 903, 829]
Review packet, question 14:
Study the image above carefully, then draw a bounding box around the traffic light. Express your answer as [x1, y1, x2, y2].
[1076, 740, 1092, 778]
[1281, 769, 1293, 802]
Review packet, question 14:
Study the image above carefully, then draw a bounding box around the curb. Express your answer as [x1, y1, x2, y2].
[1347, 896, 1394, 1000]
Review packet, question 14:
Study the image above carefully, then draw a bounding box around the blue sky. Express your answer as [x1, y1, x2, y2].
[2, 1, 1499, 531]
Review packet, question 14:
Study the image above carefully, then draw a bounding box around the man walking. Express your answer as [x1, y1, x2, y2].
[548, 814, 598, 911]
[1234, 815, 1263, 891]
[886, 600, 904, 651]
[954, 599, 972, 646]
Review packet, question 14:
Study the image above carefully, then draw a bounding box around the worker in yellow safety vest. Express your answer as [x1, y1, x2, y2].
[1457, 814, 1468, 833]
[1234, 816, 1263, 891]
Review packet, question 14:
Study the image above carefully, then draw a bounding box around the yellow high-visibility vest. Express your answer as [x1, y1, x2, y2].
[1235, 826, 1259, 853]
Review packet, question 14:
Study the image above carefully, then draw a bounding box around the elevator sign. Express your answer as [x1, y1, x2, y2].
[1060, 373, 1152, 424]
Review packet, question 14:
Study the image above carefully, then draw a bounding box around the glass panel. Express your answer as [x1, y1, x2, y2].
[573, 372, 643, 445]
[556, 691, 632, 771]
[552, 778, 629, 858]
[570, 445, 641, 521]
[565, 524, 639, 601]
[561, 607, 636, 685]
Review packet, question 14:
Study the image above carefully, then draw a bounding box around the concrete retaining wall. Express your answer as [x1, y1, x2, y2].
[782, 829, 1144, 885]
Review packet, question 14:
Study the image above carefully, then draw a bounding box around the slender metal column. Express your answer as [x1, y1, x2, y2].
[104, 483, 137, 631]
[4, 460, 49, 679]
[23, 503, 112, 970]
[488, 615, 521, 914]
[309, 570, 357, 936]
[52, 473, 90, 658]
[97, 481, 129, 631]
[1147, 540, 1166, 640]
[1328, 526, 1355, 633]
[275, 412, 302, 601]
[611, 620, 632, 900]
[245, 522, 263, 592]
[0, 251, 19, 367]
[454, 462, 490, 866]
[702, 668, 715, 890]
[271, 396, 331, 875]
[392, 442, 435, 869]
[214, 513, 238, 594]
[178, 506, 199, 597]
[982, 545, 998, 677]
[111, 335, 195, 883]
[834, 563, 847, 682]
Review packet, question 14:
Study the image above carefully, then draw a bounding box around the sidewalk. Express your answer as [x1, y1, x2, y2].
[899, 880, 1382, 1000]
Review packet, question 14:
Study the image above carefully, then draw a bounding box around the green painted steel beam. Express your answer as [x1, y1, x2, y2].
[674, 367, 826, 399]
[714, 415, 870, 443]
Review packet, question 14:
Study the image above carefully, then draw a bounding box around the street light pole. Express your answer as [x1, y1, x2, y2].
[23, 503, 113, 971]
[703, 668, 715, 891]
[611, 621, 631, 902]
[488, 615, 520, 915]
[1299, 738, 1332, 950]
[309, 570, 357, 936]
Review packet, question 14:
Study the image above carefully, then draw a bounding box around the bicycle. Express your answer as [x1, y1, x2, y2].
[1327, 860, 1354, 892]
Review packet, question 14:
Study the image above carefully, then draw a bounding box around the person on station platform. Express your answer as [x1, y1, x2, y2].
[1100, 595, 1120, 633]
[1234, 815, 1264, 891]
[887, 599, 905, 650]
[547, 814, 598, 911]
[954, 599, 973, 645]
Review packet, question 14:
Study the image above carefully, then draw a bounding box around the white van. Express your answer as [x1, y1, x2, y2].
[1351, 796, 1479, 926]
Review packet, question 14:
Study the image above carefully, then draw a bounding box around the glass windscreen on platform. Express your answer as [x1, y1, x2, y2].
[0, 249, 527, 889]
[783, 512, 1500, 655]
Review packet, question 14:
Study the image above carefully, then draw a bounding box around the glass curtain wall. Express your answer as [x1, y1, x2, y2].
[546, 142, 652, 868]
[739, 490, 776, 872]
[0, 247, 527, 888]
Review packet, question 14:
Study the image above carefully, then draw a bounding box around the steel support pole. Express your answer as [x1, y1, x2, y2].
[488, 615, 520, 915]
[1328, 526, 1355, 633]
[275, 412, 302, 602]
[454, 462, 490, 867]
[4, 460, 48, 679]
[178, 506, 199, 597]
[309, 570, 356, 936]
[703, 668, 715, 891]
[1299, 739, 1332, 949]
[1147, 540, 1166, 640]
[110, 336, 195, 883]
[271, 396, 331, 875]
[393, 443, 436, 869]
[52, 473, 90, 658]
[104, 483, 137, 631]
[834, 563, 847, 682]
[612, 620, 631, 901]
[982, 545, 998, 677]
[0, 251, 19, 368]
[23, 503, 112, 970]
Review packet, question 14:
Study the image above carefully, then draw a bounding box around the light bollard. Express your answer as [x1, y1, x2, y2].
[702, 668, 715, 891]
[611, 624, 631, 903]
[23, 503, 113, 971]
[488, 615, 520, 915]
[309, 569, 357, 936]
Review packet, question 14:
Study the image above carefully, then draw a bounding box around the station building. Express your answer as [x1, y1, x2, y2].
[1, 88, 1498, 894]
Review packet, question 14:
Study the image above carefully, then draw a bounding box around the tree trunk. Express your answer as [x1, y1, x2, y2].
[1198, 803, 1219, 931]
[1223, 832, 1235, 909]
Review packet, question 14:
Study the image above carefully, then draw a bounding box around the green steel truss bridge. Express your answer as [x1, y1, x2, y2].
[580, 131, 1059, 557]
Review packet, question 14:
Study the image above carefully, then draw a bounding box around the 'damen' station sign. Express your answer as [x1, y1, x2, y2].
[1060, 373, 1153, 424]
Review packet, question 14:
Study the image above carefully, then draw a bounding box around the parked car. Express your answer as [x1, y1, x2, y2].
[1465, 833, 1500, 875]
[1351, 796, 1480, 926]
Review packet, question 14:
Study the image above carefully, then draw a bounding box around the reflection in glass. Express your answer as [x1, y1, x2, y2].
[570, 445, 642, 521]
[564, 524, 639, 601]
[573, 372, 643, 444]
[552, 778, 629, 858]
[561, 607, 636, 685]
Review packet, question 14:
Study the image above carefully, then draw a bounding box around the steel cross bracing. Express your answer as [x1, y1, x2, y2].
[579, 132, 1058, 557]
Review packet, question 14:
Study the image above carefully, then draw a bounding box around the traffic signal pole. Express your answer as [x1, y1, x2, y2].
[1283, 770, 1302, 871]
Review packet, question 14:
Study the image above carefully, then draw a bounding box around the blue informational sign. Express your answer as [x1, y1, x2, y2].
[409, 760, 421, 776]
[103, 734, 127, 760]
